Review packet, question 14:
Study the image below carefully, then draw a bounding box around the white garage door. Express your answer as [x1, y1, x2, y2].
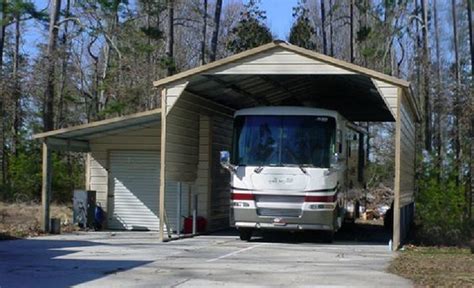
[108, 151, 189, 231]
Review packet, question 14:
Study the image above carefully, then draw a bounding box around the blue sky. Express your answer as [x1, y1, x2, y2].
[22, 0, 296, 57]
[254, 0, 298, 40]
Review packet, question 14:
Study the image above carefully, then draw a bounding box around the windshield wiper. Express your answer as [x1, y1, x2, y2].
[297, 165, 308, 174]
[254, 166, 264, 173]
[282, 164, 308, 174]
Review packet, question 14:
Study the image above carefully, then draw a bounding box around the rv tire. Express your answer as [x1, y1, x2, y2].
[239, 228, 253, 241]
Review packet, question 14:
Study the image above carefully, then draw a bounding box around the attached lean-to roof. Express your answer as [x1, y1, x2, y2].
[33, 108, 161, 141]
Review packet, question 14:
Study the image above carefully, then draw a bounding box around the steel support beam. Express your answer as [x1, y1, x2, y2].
[159, 88, 167, 241]
[41, 141, 52, 232]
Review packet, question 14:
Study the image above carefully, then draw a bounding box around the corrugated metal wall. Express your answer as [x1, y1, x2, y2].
[166, 91, 234, 230]
[394, 89, 417, 247]
[87, 125, 190, 232]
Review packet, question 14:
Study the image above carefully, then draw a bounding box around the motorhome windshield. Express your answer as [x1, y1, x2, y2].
[233, 115, 336, 168]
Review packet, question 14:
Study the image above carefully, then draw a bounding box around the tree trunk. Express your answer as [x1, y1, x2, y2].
[209, 0, 222, 62]
[349, 0, 354, 63]
[433, 0, 443, 177]
[329, 0, 333, 56]
[200, 0, 208, 65]
[42, 0, 61, 132]
[466, 0, 474, 219]
[0, 0, 5, 186]
[0, 0, 6, 72]
[414, 0, 422, 104]
[452, 0, 461, 185]
[421, 0, 431, 152]
[12, 12, 21, 156]
[57, 0, 71, 129]
[320, 0, 327, 55]
[166, 0, 175, 76]
[468, 0, 474, 78]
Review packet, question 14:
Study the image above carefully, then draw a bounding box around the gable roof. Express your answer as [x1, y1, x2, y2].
[153, 40, 410, 89]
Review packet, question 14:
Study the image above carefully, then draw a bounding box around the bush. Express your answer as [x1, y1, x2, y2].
[2, 143, 85, 203]
[415, 152, 470, 245]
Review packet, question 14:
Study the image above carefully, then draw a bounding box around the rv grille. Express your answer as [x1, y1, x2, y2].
[257, 208, 301, 217]
[255, 195, 304, 203]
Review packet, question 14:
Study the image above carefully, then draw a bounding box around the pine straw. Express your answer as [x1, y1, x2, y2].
[388, 245, 474, 287]
[0, 201, 78, 240]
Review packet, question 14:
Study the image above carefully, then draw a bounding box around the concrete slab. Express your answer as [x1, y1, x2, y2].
[0, 231, 411, 287]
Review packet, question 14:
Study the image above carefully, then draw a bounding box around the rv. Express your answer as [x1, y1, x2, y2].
[220, 106, 366, 242]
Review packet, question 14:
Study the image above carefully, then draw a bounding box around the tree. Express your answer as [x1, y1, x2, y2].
[209, 0, 222, 62]
[349, 0, 354, 63]
[320, 0, 327, 54]
[166, 0, 175, 76]
[433, 0, 444, 172]
[451, 0, 461, 185]
[226, 0, 272, 54]
[468, 0, 474, 79]
[421, 0, 431, 152]
[467, 0, 474, 219]
[328, 0, 333, 56]
[0, 0, 6, 72]
[200, 0, 208, 65]
[42, 0, 61, 132]
[289, 0, 316, 50]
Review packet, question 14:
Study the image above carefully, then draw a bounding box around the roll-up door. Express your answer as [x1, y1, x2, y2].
[108, 151, 162, 230]
[108, 151, 189, 231]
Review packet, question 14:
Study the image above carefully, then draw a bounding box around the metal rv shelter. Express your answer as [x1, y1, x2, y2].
[34, 40, 420, 250]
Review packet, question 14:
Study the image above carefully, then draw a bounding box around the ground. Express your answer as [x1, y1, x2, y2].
[0, 202, 76, 240]
[389, 246, 474, 287]
[0, 231, 410, 287]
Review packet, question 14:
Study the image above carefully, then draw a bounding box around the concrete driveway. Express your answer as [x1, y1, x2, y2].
[0, 231, 411, 287]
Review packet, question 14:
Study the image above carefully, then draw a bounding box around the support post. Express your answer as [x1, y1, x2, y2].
[159, 88, 167, 241]
[41, 141, 52, 232]
[392, 88, 402, 250]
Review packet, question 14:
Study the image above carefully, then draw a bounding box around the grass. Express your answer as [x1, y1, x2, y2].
[388, 246, 474, 287]
[0, 201, 77, 240]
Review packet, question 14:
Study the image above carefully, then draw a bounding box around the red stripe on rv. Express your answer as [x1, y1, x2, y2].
[231, 193, 254, 200]
[304, 195, 336, 202]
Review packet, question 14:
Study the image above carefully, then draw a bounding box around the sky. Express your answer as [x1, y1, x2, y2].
[253, 0, 298, 40]
[22, 0, 297, 57]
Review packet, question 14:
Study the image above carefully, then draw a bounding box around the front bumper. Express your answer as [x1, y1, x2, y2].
[232, 207, 337, 231]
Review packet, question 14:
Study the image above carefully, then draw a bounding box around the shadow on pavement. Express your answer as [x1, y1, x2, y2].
[0, 238, 152, 287]
[210, 222, 391, 246]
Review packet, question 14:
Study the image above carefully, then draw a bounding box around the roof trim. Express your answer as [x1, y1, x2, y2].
[153, 40, 410, 89]
[33, 108, 162, 139]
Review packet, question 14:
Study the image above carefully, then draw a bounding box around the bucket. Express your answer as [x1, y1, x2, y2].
[50, 218, 61, 234]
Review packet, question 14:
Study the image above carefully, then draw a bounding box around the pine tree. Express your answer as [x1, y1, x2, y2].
[226, 0, 272, 54]
[289, 0, 316, 50]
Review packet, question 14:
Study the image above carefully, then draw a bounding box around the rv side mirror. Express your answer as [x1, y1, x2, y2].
[220, 150, 236, 173]
[220, 151, 230, 165]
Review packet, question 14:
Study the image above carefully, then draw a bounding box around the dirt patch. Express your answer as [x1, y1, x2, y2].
[0, 202, 78, 240]
[388, 246, 474, 287]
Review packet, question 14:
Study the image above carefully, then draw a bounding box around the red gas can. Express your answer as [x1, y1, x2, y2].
[183, 216, 207, 234]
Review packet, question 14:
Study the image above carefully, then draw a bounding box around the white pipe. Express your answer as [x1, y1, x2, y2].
[192, 192, 198, 235]
[176, 182, 182, 236]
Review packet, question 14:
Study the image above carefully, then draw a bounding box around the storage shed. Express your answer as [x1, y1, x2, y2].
[34, 41, 420, 250]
